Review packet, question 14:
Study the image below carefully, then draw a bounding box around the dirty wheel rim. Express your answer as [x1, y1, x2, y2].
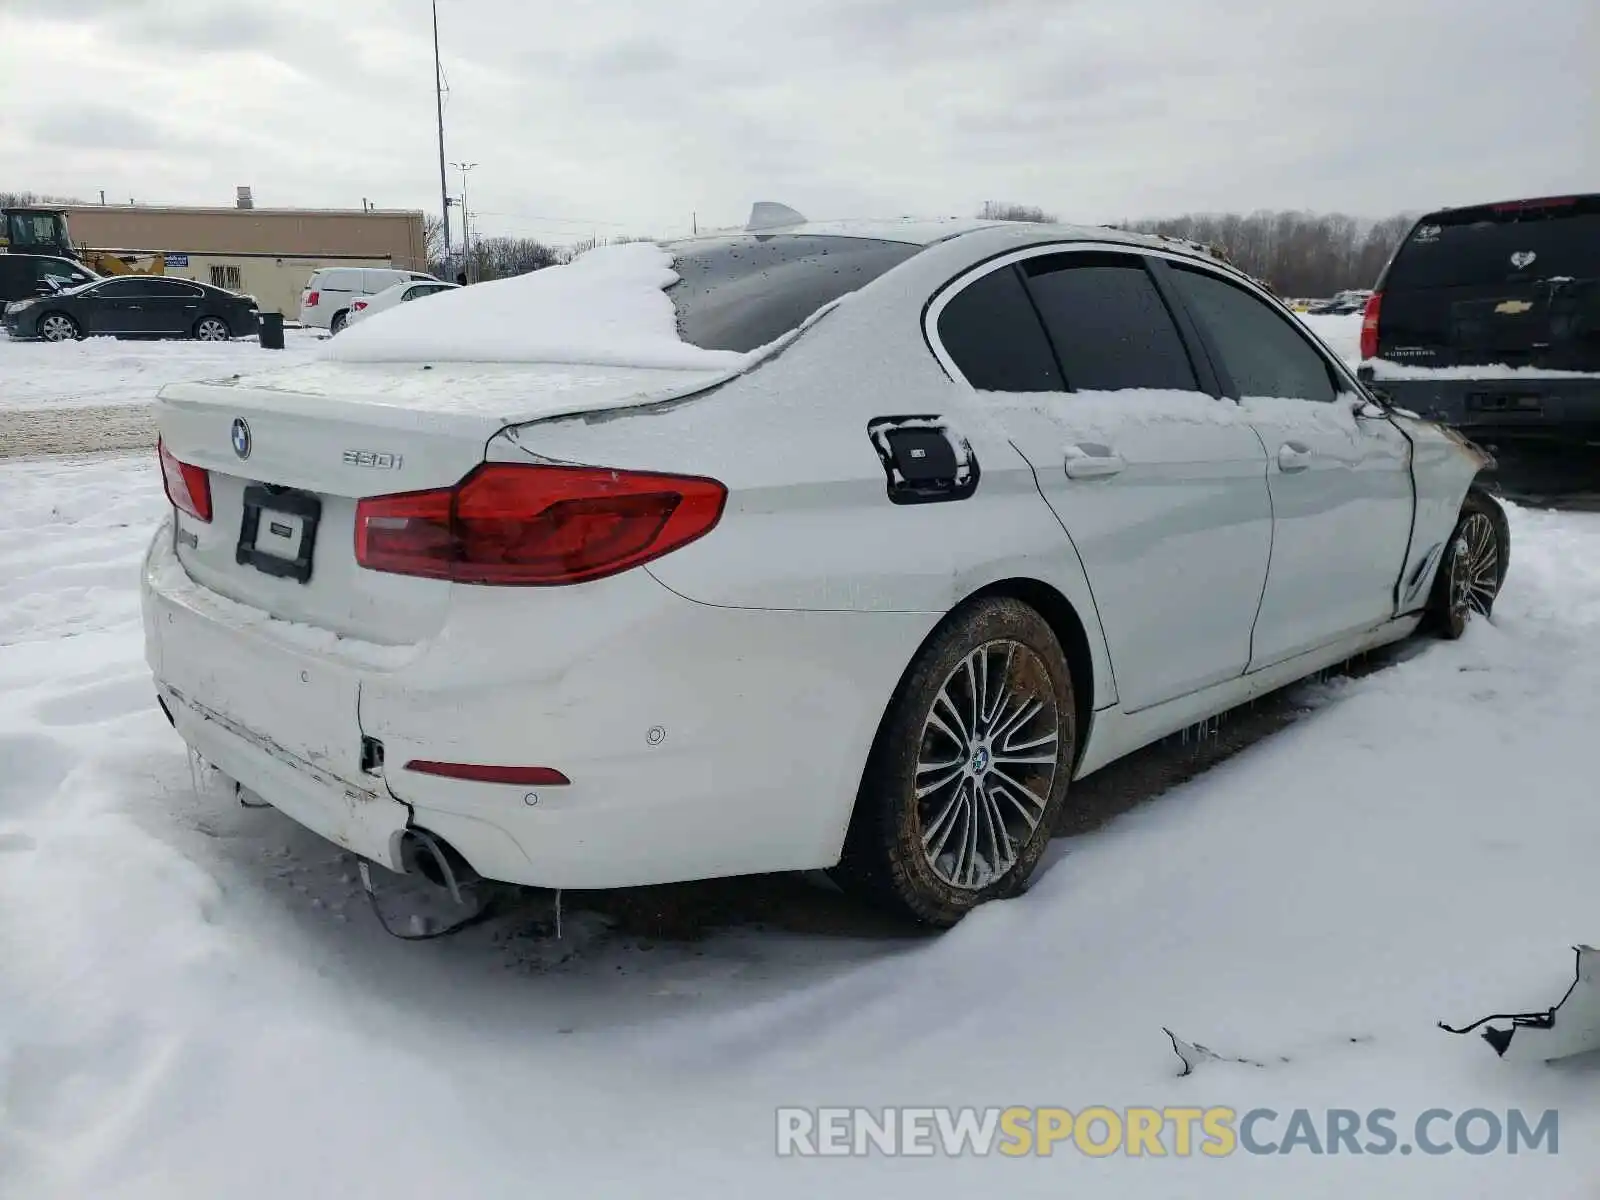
[196, 319, 227, 342]
[1448, 512, 1499, 621]
[915, 639, 1060, 890]
[41, 315, 74, 341]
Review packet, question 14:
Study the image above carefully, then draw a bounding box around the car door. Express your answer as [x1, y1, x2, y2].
[1164, 261, 1415, 668]
[928, 246, 1274, 713]
[134, 278, 205, 334]
[82, 278, 147, 333]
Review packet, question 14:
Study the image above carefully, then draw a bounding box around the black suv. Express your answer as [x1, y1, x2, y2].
[0, 253, 98, 313]
[1358, 194, 1599, 486]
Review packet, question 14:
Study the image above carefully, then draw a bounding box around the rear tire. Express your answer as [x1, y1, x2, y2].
[1428, 487, 1510, 639]
[329, 310, 349, 336]
[38, 312, 79, 342]
[831, 598, 1076, 928]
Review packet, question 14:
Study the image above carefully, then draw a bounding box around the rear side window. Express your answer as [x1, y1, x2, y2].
[668, 234, 922, 353]
[1387, 199, 1600, 291]
[363, 269, 403, 292]
[1171, 266, 1337, 402]
[140, 279, 204, 297]
[93, 279, 144, 298]
[936, 264, 1062, 391]
[1021, 253, 1199, 392]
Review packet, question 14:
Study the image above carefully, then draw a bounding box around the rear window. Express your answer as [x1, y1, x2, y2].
[1385, 197, 1600, 291]
[667, 234, 922, 353]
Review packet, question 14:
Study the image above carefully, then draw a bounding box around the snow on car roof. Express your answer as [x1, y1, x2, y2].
[328, 241, 748, 370]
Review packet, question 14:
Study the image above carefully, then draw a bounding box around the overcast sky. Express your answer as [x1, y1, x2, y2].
[2, 0, 1593, 242]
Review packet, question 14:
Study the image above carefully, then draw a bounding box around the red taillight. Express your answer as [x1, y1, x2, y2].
[305, 291, 320, 306]
[158, 437, 212, 523]
[1359, 291, 1382, 360]
[354, 463, 728, 585]
[405, 760, 570, 786]
[352, 300, 368, 312]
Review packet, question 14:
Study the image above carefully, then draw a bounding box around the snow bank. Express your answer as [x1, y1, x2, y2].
[328, 242, 748, 371]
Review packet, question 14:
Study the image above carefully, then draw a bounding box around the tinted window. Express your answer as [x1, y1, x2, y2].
[1021, 253, 1199, 392]
[1387, 199, 1600, 291]
[936, 264, 1061, 391]
[668, 234, 923, 353]
[140, 279, 203, 297]
[1171, 266, 1337, 402]
[93, 279, 145, 297]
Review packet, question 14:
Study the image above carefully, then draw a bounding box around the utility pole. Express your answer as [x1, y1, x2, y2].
[452, 161, 477, 280]
[433, 0, 450, 253]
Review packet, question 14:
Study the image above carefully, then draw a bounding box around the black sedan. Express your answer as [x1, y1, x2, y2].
[3, 275, 259, 342]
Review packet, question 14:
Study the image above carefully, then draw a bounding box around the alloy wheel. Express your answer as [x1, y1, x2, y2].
[1448, 512, 1499, 622]
[196, 318, 229, 342]
[915, 639, 1060, 890]
[40, 314, 75, 342]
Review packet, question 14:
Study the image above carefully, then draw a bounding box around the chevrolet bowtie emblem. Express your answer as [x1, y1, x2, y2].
[1494, 300, 1534, 315]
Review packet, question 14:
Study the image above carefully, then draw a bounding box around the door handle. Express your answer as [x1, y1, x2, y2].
[1063, 443, 1126, 479]
[1277, 442, 1314, 472]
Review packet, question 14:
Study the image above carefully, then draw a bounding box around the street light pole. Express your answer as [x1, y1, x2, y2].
[451, 161, 478, 280]
[433, 0, 450, 253]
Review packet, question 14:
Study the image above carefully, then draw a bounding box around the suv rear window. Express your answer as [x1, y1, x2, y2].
[1385, 197, 1600, 291]
[667, 234, 922, 353]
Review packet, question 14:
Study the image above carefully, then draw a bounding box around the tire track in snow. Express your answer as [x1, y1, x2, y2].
[0, 404, 156, 459]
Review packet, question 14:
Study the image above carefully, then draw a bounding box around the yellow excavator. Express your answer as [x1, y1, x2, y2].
[0, 206, 166, 275]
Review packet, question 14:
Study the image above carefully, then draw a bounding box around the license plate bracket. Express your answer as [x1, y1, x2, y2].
[237, 485, 322, 583]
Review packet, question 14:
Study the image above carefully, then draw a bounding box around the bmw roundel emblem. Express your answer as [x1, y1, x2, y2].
[231, 417, 252, 460]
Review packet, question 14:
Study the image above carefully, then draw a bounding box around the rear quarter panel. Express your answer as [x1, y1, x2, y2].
[491, 244, 1118, 712]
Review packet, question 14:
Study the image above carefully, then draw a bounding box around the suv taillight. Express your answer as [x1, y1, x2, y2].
[354, 463, 727, 585]
[1359, 291, 1382, 360]
[305, 290, 320, 307]
[352, 300, 368, 312]
[159, 438, 212, 523]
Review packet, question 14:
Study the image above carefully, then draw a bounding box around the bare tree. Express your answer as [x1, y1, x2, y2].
[1124, 210, 1417, 297]
[979, 201, 1059, 223]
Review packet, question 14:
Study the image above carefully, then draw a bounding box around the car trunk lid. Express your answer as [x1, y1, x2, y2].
[1376, 196, 1600, 373]
[155, 359, 733, 645]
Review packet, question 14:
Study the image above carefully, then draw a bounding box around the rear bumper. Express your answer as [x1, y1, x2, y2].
[140, 517, 937, 890]
[160, 680, 411, 870]
[143, 520, 410, 869]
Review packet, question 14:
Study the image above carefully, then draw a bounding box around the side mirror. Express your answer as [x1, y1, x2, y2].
[1347, 393, 1388, 420]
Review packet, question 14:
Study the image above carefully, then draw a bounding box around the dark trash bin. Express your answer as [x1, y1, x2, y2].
[258, 311, 284, 350]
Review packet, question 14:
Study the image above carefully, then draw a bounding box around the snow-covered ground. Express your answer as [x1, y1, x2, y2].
[0, 328, 323, 412]
[3, 447, 1599, 1197]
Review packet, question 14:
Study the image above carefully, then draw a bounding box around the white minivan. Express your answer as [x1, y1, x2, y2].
[299, 266, 442, 334]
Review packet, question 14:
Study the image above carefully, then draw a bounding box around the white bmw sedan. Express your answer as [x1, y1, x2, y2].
[142, 211, 1508, 927]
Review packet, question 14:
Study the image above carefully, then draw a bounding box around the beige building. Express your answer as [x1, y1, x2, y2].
[59, 203, 429, 318]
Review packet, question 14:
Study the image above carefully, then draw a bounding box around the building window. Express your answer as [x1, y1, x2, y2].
[210, 265, 243, 291]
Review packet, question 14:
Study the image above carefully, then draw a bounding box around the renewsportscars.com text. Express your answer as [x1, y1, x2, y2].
[776, 1106, 1559, 1158]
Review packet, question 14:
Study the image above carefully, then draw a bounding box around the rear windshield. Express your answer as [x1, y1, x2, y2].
[1385, 197, 1600, 291]
[667, 234, 922, 353]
